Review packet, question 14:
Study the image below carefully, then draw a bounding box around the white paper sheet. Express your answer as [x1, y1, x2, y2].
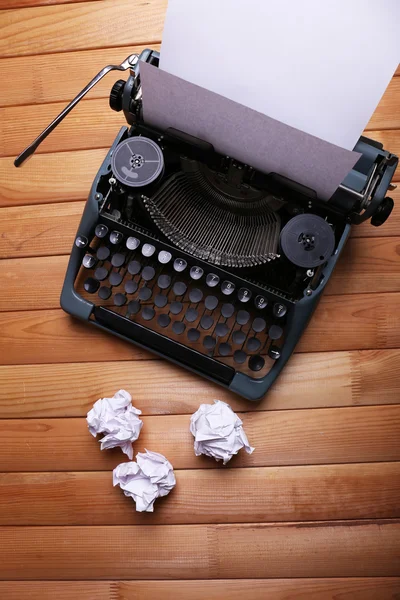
[86, 389, 143, 459]
[113, 450, 176, 512]
[160, 0, 400, 151]
[190, 400, 254, 464]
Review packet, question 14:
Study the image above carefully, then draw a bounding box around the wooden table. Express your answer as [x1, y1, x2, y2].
[0, 1, 399, 598]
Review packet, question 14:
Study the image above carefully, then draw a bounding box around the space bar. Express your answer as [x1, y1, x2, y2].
[94, 307, 235, 385]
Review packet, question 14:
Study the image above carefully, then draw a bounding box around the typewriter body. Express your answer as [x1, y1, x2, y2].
[15, 49, 398, 401]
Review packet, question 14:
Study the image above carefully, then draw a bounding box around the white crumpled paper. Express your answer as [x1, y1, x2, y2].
[113, 450, 176, 512]
[190, 400, 254, 464]
[87, 389, 143, 459]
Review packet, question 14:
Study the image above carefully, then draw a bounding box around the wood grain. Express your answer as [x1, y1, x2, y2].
[366, 77, 400, 130]
[1, 463, 399, 525]
[1, 521, 399, 579]
[0, 349, 399, 417]
[0, 1, 102, 11]
[1, 579, 400, 600]
[1, 405, 399, 472]
[0, 290, 399, 365]
[0, 0, 166, 58]
[0, 44, 160, 108]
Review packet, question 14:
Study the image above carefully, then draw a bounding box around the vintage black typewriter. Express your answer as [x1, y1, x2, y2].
[15, 49, 398, 401]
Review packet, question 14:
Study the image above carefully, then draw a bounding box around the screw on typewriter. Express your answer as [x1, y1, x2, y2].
[14, 49, 398, 401]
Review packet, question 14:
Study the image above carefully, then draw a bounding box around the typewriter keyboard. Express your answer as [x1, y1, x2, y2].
[75, 220, 292, 379]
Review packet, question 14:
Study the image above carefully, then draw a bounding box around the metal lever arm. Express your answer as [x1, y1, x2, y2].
[14, 53, 138, 167]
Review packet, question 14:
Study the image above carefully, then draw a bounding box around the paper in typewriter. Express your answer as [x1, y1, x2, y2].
[160, 0, 400, 152]
[140, 61, 360, 200]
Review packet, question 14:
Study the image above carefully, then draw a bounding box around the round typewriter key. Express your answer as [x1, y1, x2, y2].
[158, 250, 172, 264]
[236, 310, 250, 325]
[269, 346, 281, 360]
[185, 308, 198, 323]
[247, 337, 261, 352]
[252, 317, 266, 333]
[109, 271, 123, 287]
[249, 354, 265, 372]
[138, 286, 152, 301]
[255, 295, 268, 310]
[142, 266, 156, 281]
[94, 266, 108, 281]
[173, 258, 187, 272]
[215, 323, 229, 337]
[203, 335, 216, 350]
[219, 343, 231, 356]
[269, 324, 283, 340]
[110, 230, 123, 245]
[172, 321, 185, 334]
[189, 288, 203, 303]
[98, 286, 112, 300]
[75, 235, 88, 249]
[126, 236, 140, 250]
[173, 282, 187, 296]
[200, 315, 214, 330]
[205, 295, 218, 311]
[127, 300, 140, 315]
[234, 350, 247, 364]
[170, 301, 183, 315]
[188, 328, 200, 342]
[125, 280, 138, 294]
[221, 280, 235, 295]
[206, 273, 220, 287]
[273, 302, 287, 318]
[190, 266, 204, 280]
[232, 330, 246, 345]
[82, 254, 96, 269]
[158, 274, 171, 289]
[142, 307, 155, 321]
[84, 277, 99, 294]
[221, 303, 234, 318]
[128, 260, 141, 275]
[238, 288, 252, 303]
[114, 293, 127, 307]
[154, 294, 168, 308]
[111, 253, 125, 268]
[142, 243, 156, 257]
[95, 224, 108, 238]
[97, 246, 110, 261]
[158, 314, 171, 328]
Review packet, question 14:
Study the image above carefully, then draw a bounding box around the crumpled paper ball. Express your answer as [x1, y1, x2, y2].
[113, 450, 176, 512]
[190, 400, 254, 464]
[86, 389, 143, 459]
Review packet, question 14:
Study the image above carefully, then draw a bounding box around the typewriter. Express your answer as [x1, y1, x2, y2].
[15, 49, 398, 401]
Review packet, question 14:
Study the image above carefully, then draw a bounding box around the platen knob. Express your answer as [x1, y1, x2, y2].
[109, 79, 126, 112]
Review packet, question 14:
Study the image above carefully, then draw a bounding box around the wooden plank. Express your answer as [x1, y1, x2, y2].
[2, 199, 400, 263]
[1, 579, 400, 600]
[1, 150, 398, 210]
[1, 405, 399, 472]
[1, 348, 399, 418]
[366, 77, 400, 131]
[0, 0, 166, 58]
[0, 44, 160, 108]
[0, 291, 399, 365]
[0, 521, 399, 579]
[0, 1, 102, 11]
[1, 236, 400, 308]
[1, 463, 399, 525]
[367, 130, 400, 161]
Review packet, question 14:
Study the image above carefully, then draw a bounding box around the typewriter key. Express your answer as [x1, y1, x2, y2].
[200, 315, 214, 330]
[154, 294, 168, 308]
[111, 137, 164, 188]
[127, 300, 140, 315]
[234, 350, 247, 364]
[249, 354, 265, 372]
[114, 293, 127, 307]
[126, 236, 140, 250]
[185, 308, 198, 323]
[189, 288, 203, 303]
[221, 280, 235, 295]
[173, 282, 187, 296]
[125, 280, 138, 294]
[236, 310, 250, 325]
[221, 303, 234, 318]
[238, 288, 252, 303]
[273, 302, 287, 318]
[173, 258, 187, 272]
[158, 250, 172, 264]
[142, 243, 156, 257]
[205, 295, 218, 311]
[142, 266, 156, 281]
[247, 337, 261, 352]
[94, 267, 108, 281]
[269, 346, 281, 360]
[219, 343, 231, 356]
[170, 301, 183, 315]
[142, 307, 155, 321]
[215, 323, 229, 337]
[206, 273, 220, 287]
[233, 330, 246, 345]
[128, 260, 141, 275]
[190, 266, 203, 280]
[75, 235, 88, 248]
[97, 246, 110, 261]
[111, 253, 125, 268]
[252, 317, 266, 333]
[98, 286, 111, 300]
[82, 254, 96, 269]
[269, 324, 283, 340]
[138, 286, 152, 301]
[84, 277, 99, 294]
[109, 271, 123, 286]
[255, 295, 268, 309]
[158, 274, 171, 289]
[110, 230, 123, 245]
[203, 335, 216, 350]
[95, 224, 108, 239]
[158, 314, 171, 328]
[188, 328, 200, 342]
[172, 321, 185, 334]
